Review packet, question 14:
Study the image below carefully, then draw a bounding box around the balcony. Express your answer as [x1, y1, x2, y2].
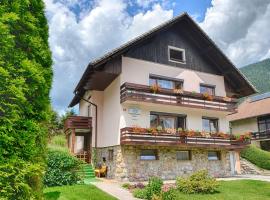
[64, 116, 92, 132]
[120, 127, 250, 149]
[120, 82, 237, 112]
[251, 130, 270, 140]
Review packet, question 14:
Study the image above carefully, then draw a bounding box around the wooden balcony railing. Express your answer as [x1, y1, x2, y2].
[120, 82, 237, 112]
[251, 130, 270, 140]
[64, 116, 92, 132]
[120, 127, 250, 149]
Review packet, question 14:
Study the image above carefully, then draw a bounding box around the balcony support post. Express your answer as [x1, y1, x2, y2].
[71, 128, 75, 154]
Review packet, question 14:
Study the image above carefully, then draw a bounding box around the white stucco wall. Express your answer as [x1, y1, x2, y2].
[121, 57, 226, 96]
[79, 56, 231, 147]
[230, 118, 258, 134]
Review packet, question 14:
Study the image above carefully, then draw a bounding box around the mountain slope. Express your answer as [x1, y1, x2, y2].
[240, 58, 270, 94]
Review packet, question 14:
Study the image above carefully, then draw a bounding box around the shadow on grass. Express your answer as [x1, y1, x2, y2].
[44, 191, 61, 200]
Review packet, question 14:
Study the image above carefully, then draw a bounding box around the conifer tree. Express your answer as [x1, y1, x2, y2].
[0, 0, 53, 199]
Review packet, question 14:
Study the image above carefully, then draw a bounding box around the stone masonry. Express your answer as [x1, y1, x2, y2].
[96, 145, 231, 181]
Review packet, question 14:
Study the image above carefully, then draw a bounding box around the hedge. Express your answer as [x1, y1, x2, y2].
[241, 145, 270, 170]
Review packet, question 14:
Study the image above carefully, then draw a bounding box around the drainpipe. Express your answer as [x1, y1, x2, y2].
[75, 93, 98, 148]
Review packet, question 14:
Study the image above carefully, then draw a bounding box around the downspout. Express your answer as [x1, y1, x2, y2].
[75, 93, 98, 148]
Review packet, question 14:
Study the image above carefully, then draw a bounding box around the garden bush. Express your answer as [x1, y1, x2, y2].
[44, 150, 81, 187]
[133, 188, 148, 199]
[176, 170, 219, 194]
[241, 145, 270, 170]
[145, 177, 163, 200]
[161, 185, 177, 200]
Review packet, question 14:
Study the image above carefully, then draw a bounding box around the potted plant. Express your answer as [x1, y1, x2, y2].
[156, 125, 163, 133]
[150, 83, 161, 94]
[202, 92, 213, 101]
[165, 128, 176, 135]
[187, 129, 195, 137]
[223, 96, 232, 102]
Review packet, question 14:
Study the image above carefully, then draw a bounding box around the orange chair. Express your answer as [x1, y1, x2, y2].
[94, 166, 107, 177]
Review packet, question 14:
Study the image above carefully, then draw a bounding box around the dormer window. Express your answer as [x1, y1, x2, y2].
[168, 46, 186, 63]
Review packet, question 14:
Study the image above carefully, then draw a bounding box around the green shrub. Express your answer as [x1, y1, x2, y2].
[161, 185, 177, 200]
[0, 160, 43, 200]
[176, 170, 219, 194]
[145, 177, 163, 200]
[241, 145, 270, 170]
[122, 183, 131, 189]
[133, 188, 148, 199]
[44, 150, 81, 187]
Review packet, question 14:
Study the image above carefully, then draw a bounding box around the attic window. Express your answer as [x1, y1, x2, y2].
[168, 46, 186, 64]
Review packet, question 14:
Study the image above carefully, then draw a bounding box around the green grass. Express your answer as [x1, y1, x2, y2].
[44, 184, 117, 200]
[175, 180, 270, 200]
[241, 145, 270, 170]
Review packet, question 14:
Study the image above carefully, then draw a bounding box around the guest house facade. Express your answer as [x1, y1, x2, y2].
[64, 13, 255, 181]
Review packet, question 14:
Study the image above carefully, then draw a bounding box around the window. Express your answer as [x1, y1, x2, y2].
[258, 115, 270, 132]
[150, 112, 186, 130]
[168, 46, 186, 63]
[208, 151, 220, 161]
[149, 75, 183, 90]
[140, 149, 158, 160]
[108, 149, 114, 161]
[176, 151, 191, 160]
[202, 117, 219, 133]
[200, 84, 215, 96]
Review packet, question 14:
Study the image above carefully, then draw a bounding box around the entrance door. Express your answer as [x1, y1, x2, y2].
[75, 136, 84, 154]
[229, 151, 236, 175]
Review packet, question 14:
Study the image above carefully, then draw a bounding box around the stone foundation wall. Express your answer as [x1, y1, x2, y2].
[96, 145, 232, 181]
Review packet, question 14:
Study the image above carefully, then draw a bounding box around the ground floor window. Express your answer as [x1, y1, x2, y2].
[208, 151, 221, 161]
[140, 149, 158, 160]
[176, 150, 191, 160]
[150, 112, 186, 130]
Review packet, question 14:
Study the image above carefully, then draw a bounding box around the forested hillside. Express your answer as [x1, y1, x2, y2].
[240, 58, 270, 94]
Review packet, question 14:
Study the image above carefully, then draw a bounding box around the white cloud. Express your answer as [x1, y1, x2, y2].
[200, 0, 270, 66]
[44, 0, 173, 112]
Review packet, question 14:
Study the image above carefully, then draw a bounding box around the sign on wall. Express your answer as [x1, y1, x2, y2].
[128, 107, 141, 121]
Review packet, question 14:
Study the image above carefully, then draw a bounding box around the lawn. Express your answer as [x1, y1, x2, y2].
[175, 180, 270, 200]
[44, 184, 117, 200]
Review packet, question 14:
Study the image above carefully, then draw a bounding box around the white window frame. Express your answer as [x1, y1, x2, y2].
[168, 45, 186, 64]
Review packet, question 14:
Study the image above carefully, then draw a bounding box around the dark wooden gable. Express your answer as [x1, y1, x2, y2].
[125, 25, 220, 75]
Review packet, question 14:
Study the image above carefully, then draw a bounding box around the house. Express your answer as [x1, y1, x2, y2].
[64, 13, 256, 181]
[228, 92, 270, 151]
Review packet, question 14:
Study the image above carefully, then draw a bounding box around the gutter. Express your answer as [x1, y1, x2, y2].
[74, 93, 98, 148]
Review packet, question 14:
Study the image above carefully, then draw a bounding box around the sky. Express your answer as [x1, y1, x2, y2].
[44, 0, 270, 114]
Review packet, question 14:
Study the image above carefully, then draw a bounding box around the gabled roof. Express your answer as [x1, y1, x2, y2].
[69, 12, 256, 107]
[228, 92, 270, 122]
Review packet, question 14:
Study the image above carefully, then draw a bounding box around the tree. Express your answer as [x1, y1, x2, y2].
[0, 0, 52, 199]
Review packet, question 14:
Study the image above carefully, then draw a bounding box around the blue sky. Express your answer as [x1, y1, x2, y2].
[44, 0, 270, 114]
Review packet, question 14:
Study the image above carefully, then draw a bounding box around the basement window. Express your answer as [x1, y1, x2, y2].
[140, 149, 158, 160]
[208, 151, 221, 161]
[176, 151, 191, 160]
[168, 46, 186, 63]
